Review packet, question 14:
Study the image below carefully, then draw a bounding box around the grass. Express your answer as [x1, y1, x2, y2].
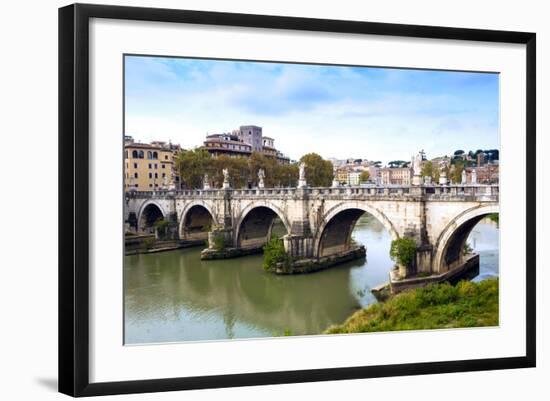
[325, 278, 498, 334]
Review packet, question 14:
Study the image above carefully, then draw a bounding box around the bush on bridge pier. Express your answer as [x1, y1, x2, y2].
[390, 237, 417, 278]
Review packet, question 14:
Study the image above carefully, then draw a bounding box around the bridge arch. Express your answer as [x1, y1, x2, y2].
[179, 201, 218, 240]
[234, 202, 291, 249]
[313, 201, 398, 258]
[433, 204, 499, 274]
[137, 200, 167, 233]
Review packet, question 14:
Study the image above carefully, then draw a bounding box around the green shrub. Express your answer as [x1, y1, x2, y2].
[389, 237, 417, 267]
[212, 234, 225, 251]
[463, 242, 473, 255]
[262, 237, 291, 272]
[488, 213, 499, 226]
[153, 219, 170, 239]
[142, 237, 156, 250]
[325, 278, 499, 334]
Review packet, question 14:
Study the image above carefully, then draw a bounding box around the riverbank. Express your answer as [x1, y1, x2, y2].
[124, 234, 206, 255]
[325, 278, 498, 334]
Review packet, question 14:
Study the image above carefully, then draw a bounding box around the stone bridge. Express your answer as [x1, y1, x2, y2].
[125, 184, 498, 280]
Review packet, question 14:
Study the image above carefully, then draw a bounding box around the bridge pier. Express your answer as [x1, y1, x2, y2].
[161, 211, 179, 240]
[283, 234, 314, 259]
[415, 244, 433, 275]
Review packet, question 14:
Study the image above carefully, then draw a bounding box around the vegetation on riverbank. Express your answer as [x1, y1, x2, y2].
[325, 278, 498, 334]
[262, 237, 292, 272]
[389, 237, 417, 267]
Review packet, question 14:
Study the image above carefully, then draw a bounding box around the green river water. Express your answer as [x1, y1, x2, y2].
[124, 215, 499, 344]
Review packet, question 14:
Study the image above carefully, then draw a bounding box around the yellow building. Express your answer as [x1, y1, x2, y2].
[336, 168, 350, 184]
[124, 137, 182, 191]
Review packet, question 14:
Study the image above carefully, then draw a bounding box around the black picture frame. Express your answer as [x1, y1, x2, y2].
[59, 3, 536, 397]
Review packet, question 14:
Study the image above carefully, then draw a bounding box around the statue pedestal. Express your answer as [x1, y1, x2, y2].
[412, 174, 422, 186]
[222, 181, 230, 189]
[298, 179, 307, 188]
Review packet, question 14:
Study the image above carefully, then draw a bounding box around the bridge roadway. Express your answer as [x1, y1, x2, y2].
[125, 184, 498, 281]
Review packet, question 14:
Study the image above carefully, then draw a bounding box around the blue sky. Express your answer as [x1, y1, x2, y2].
[124, 55, 499, 163]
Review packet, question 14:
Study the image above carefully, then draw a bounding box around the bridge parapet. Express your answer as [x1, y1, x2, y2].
[126, 184, 498, 202]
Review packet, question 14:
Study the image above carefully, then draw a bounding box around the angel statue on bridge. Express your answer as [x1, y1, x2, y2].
[222, 168, 230, 189]
[258, 168, 265, 189]
[413, 152, 422, 176]
[298, 162, 307, 188]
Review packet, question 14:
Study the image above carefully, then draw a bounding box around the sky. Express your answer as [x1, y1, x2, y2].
[124, 55, 499, 164]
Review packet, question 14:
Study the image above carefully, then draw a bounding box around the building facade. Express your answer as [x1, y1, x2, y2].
[203, 125, 290, 164]
[124, 137, 182, 191]
[379, 167, 412, 185]
[334, 166, 369, 186]
[466, 164, 499, 184]
[203, 133, 253, 158]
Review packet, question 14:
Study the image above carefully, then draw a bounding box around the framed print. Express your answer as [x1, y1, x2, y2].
[58, 3, 536, 397]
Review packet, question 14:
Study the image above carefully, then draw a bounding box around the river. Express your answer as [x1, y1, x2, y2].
[124, 215, 499, 344]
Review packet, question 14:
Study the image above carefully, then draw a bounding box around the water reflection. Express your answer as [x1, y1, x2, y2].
[124, 215, 499, 344]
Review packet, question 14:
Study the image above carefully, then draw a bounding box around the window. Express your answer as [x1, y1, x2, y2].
[132, 150, 138, 158]
[134, 163, 137, 168]
[154, 164, 158, 169]
[134, 172, 138, 178]
[165, 155, 168, 160]
[138, 150, 144, 159]
[125, 150, 128, 159]
[162, 164, 165, 169]
[153, 151, 158, 159]
[147, 151, 153, 159]
[154, 173, 158, 179]
[149, 184, 152, 188]
[162, 173, 166, 178]
[148, 163, 152, 169]
[148, 173, 152, 179]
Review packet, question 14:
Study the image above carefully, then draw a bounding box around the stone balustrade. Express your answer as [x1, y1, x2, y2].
[126, 184, 499, 202]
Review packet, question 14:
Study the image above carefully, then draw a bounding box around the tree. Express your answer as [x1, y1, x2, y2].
[388, 160, 407, 168]
[421, 161, 434, 178]
[451, 160, 464, 184]
[359, 171, 370, 183]
[390, 237, 417, 268]
[454, 150, 465, 156]
[274, 163, 299, 188]
[485, 149, 499, 161]
[248, 152, 274, 187]
[176, 148, 213, 189]
[211, 155, 249, 188]
[299, 153, 333, 187]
